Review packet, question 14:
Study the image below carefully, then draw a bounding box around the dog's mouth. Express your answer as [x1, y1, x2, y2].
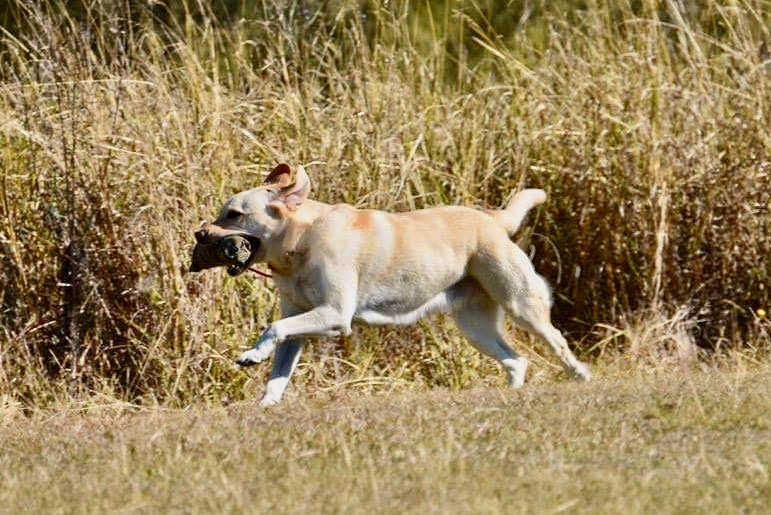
[190, 234, 261, 276]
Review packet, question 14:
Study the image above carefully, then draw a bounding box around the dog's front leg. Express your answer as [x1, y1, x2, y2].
[236, 304, 352, 367]
[235, 327, 280, 366]
[259, 338, 304, 407]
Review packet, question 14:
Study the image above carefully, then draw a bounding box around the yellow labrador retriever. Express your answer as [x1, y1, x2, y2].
[191, 164, 590, 406]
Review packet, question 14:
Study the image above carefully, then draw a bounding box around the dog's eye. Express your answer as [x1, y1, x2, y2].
[225, 210, 243, 220]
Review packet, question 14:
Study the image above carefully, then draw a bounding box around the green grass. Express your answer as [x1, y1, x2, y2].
[1, 364, 769, 514]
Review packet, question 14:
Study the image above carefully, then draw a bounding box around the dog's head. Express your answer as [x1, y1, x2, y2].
[189, 163, 311, 276]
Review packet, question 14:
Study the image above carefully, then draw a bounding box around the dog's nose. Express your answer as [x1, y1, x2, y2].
[194, 223, 210, 244]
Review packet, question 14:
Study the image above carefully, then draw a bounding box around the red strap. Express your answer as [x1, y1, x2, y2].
[248, 267, 273, 279]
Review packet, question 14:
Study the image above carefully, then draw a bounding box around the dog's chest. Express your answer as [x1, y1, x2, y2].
[273, 273, 325, 311]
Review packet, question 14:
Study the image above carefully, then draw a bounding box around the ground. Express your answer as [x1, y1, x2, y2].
[1, 364, 769, 514]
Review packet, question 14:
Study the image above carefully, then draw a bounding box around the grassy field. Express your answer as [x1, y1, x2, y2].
[1, 363, 769, 514]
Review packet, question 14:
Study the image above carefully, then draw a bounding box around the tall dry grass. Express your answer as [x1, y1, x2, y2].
[0, 0, 769, 407]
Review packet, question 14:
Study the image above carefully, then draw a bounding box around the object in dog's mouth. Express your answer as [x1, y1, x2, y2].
[190, 235, 256, 276]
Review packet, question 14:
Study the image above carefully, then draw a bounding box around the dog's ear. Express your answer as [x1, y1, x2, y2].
[267, 165, 311, 214]
[264, 163, 293, 188]
[276, 165, 311, 210]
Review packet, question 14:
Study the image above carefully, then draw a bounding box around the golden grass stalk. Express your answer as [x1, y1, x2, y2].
[0, 0, 768, 406]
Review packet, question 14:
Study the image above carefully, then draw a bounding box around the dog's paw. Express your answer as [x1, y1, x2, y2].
[572, 361, 592, 381]
[503, 357, 528, 388]
[236, 348, 271, 367]
[236, 334, 278, 367]
[259, 395, 281, 407]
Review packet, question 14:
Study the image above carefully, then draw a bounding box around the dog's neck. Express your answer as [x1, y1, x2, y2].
[265, 199, 333, 275]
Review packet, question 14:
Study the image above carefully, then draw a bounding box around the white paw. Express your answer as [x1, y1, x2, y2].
[504, 357, 528, 388]
[572, 361, 591, 381]
[236, 330, 278, 367]
[236, 347, 272, 367]
[259, 395, 281, 407]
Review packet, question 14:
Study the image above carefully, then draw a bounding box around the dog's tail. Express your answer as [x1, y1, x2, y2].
[488, 188, 547, 236]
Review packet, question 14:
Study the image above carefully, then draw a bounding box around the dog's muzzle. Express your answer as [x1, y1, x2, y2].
[190, 224, 260, 276]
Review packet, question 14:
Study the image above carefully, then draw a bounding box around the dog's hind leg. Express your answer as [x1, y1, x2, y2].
[470, 240, 591, 381]
[450, 282, 528, 387]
